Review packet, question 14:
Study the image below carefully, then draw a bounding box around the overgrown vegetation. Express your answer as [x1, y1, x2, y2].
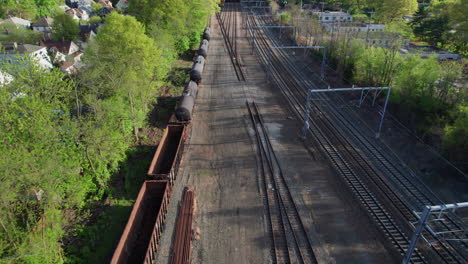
[0, 0, 219, 262]
[0, 0, 63, 20]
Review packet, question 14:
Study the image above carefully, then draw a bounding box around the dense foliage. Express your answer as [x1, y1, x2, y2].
[410, 0, 467, 55]
[128, 0, 219, 59]
[51, 13, 80, 41]
[0, 0, 218, 260]
[0, 0, 63, 20]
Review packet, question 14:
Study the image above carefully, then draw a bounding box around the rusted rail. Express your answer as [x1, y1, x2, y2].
[170, 187, 196, 264]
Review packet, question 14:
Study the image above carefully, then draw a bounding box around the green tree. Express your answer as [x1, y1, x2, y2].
[88, 16, 102, 25]
[0, 57, 86, 263]
[52, 13, 80, 41]
[376, 0, 418, 22]
[444, 104, 468, 168]
[0, 0, 61, 20]
[0, 23, 43, 44]
[81, 12, 168, 139]
[129, 0, 219, 56]
[91, 2, 103, 14]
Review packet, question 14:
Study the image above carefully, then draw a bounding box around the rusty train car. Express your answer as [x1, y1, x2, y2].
[147, 125, 186, 184]
[111, 26, 212, 264]
[110, 180, 171, 264]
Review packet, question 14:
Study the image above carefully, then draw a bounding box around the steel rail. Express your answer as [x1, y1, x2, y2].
[247, 101, 318, 264]
[257, 13, 468, 261]
[246, 12, 429, 263]
[250, 10, 466, 262]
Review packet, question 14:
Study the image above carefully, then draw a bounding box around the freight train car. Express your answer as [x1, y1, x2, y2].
[198, 39, 209, 58]
[189, 55, 205, 84]
[203, 27, 212, 41]
[111, 180, 171, 264]
[147, 125, 186, 183]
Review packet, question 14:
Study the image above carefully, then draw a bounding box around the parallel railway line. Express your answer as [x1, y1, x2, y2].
[247, 101, 318, 264]
[217, 2, 246, 81]
[244, 5, 467, 263]
[256, 13, 468, 262]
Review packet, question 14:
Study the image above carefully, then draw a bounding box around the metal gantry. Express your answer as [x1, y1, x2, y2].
[301, 86, 391, 138]
[402, 202, 468, 264]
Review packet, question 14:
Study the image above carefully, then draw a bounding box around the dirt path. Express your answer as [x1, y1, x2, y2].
[156, 10, 397, 264]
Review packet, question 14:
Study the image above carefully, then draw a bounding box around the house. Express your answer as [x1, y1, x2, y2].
[66, 8, 90, 21]
[60, 60, 84, 74]
[77, 0, 94, 8]
[0, 17, 31, 29]
[0, 44, 53, 69]
[0, 71, 14, 87]
[322, 22, 385, 33]
[116, 0, 128, 9]
[32, 17, 54, 40]
[60, 61, 77, 73]
[40, 40, 80, 63]
[98, 0, 113, 9]
[78, 24, 98, 48]
[313, 11, 353, 23]
[66, 0, 93, 9]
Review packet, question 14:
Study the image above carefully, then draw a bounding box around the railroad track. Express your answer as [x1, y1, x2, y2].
[245, 9, 432, 263]
[244, 6, 468, 262]
[217, 2, 246, 81]
[254, 11, 468, 262]
[247, 101, 318, 264]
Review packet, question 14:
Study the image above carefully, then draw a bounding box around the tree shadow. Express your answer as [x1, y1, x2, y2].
[148, 96, 179, 129]
[65, 145, 156, 263]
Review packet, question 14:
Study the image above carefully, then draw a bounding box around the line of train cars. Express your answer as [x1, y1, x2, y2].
[110, 27, 212, 264]
[175, 27, 212, 122]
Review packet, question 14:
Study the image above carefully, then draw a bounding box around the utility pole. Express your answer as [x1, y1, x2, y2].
[319, 1, 326, 12]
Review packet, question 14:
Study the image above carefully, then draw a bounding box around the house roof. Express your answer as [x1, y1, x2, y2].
[79, 25, 98, 42]
[40, 40, 77, 54]
[1, 17, 31, 26]
[17, 44, 45, 53]
[32, 17, 54, 27]
[66, 8, 88, 17]
[71, 51, 83, 58]
[61, 61, 75, 69]
[98, 0, 113, 8]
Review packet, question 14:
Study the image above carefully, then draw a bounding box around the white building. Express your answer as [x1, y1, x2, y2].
[0, 71, 14, 87]
[0, 17, 31, 29]
[0, 44, 53, 69]
[313, 11, 353, 23]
